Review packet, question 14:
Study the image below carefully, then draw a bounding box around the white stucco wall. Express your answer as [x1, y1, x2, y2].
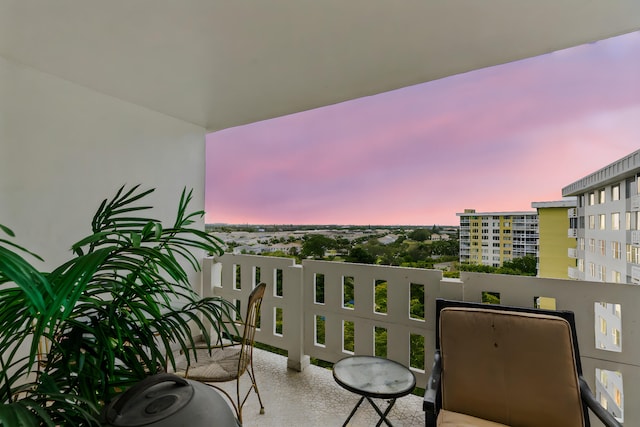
[0, 55, 207, 271]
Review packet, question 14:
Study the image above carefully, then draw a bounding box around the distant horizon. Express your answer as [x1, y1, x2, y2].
[206, 31, 640, 226]
[206, 222, 460, 228]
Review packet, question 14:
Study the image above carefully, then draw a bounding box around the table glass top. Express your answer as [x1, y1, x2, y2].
[333, 356, 416, 398]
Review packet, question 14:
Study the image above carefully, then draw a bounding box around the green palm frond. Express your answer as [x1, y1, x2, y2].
[1, 186, 237, 425]
[40, 185, 237, 416]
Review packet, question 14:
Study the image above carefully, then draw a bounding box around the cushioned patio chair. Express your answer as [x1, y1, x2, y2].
[424, 298, 622, 427]
[173, 282, 266, 424]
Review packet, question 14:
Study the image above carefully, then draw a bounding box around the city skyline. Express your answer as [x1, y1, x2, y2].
[206, 31, 640, 226]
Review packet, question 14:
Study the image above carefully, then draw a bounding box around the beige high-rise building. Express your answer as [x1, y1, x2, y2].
[457, 209, 538, 267]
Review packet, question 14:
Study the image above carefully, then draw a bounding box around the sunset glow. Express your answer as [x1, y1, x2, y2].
[206, 32, 640, 225]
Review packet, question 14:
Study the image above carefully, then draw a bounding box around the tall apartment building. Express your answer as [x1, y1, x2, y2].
[457, 209, 538, 267]
[531, 198, 577, 279]
[562, 149, 640, 284]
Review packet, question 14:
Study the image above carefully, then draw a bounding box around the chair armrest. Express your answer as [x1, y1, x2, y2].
[579, 377, 623, 427]
[424, 350, 441, 427]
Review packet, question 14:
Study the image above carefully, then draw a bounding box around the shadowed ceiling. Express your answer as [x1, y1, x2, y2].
[2, 1, 640, 132]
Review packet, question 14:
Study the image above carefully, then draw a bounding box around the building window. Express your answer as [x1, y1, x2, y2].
[612, 329, 621, 346]
[612, 212, 620, 230]
[630, 246, 640, 264]
[600, 316, 607, 335]
[599, 240, 606, 256]
[589, 215, 595, 229]
[599, 189, 606, 204]
[589, 239, 596, 253]
[600, 395, 608, 410]
[612, 270, 621, 283]
[626, 212, 632, 230]
[612, 241, 621, 259]
[589, 193, 595, 205]
[578, 258, 584, 272]
[599, 214, 606, 230]
[612, 184, 620, 201]
[599, 265, 606, 281]
[589, 262, 596, 277]
[579, 238, 585, 251]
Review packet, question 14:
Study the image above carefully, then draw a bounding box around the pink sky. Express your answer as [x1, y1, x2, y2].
[206, 32, 640, 226]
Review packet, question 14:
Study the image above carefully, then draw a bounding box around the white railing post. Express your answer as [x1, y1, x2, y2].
[201, 256, 223, 339]
[284, 264, 310, 371]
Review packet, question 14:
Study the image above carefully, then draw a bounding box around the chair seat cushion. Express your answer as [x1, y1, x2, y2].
[439, 308, 584, 427]
[173, 346, 242, 382]
[438, 409, 510, 427]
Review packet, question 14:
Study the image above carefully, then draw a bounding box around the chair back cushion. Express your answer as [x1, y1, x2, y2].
[439, 307, 585, 427]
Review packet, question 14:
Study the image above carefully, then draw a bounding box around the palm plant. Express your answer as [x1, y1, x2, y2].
[0, 186, 238, 425]
[0, 225, 92, 426]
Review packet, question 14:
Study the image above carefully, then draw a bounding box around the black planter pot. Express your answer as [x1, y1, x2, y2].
[102, 373, 240, 427]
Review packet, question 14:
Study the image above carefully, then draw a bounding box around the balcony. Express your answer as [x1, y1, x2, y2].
[204, 254, 637, 426]
[213, 347, 425, 426]
[569, 247, 578, 258]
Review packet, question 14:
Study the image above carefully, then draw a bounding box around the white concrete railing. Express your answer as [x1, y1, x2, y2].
[203, 254, 638, 425]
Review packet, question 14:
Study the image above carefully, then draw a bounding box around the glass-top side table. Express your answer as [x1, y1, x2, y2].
[333, 355, 416, 427]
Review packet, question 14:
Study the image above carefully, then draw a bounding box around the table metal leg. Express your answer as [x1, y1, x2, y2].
[343, 396, 365, 427]
[367, 397, 395, 427]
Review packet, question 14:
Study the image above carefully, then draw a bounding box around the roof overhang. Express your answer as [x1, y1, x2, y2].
[2, 1, 640, 132]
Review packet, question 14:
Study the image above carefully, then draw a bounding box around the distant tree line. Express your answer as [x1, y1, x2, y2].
[459, 255, 537, 276]
[298, 232, 459, 267]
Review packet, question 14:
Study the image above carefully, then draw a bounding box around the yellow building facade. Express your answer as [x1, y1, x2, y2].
[531, 199, 577, 279]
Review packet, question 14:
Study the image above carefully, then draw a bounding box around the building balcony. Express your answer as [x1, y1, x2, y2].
[204, 254, 636, 426]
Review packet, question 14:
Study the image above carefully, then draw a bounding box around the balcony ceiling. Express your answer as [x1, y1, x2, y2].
[2, 1, 640, 132]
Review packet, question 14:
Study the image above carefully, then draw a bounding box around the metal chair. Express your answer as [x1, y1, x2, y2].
[174, 282, 266, 424]
[424, 298, 622, 427]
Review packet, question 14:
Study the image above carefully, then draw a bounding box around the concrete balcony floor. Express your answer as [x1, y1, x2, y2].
[215, 348, 425, 426]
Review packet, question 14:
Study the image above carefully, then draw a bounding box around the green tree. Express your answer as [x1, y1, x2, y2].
[346, 246, 376, 264]
[431, 239, 458, 256]
[408, 228, 429, 242]
[301, 234, 335, 258]
[405, 242, 432, 262]
[500, 255, 537, 275]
